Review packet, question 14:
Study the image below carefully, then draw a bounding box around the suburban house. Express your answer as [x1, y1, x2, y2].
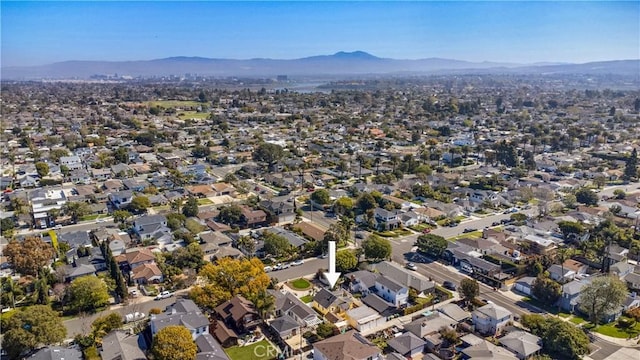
[405, 312, 458, 339]
[150, 299, 210, 340]
[312, 288, 353, 317]
[373, 207, 401, 230]
[114, 247, 157, 275]
[240, 207, 267, 228]
[312, 330, 382, 360]
[60, 155, 83, 170]
[130, 262, 163, 284]
[270, 289, 322, 328]
[345, 304, 386, 333]
[472, 303, 512, 336]
[195, 333, 231, 360]
[370, 261, 435, 295]
[348, 270, 379, 296]
[547, 264, 575, 283]
[498, 330, 542, 360]
[108, 190, 134, 210]
[386, 332, 426, 359]
[513, 277, 536, 296]
[214, 295, 260, 334]
[29, 347, 83, 360]
[558, 277, 595, 313]
[374, 275, 409, 307]
[133, 215, 168, 239]
[260, 199, 296, 224]
[100, 330, 147, 360]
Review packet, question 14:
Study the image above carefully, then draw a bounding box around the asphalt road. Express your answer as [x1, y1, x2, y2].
[63, 293, 182, 338]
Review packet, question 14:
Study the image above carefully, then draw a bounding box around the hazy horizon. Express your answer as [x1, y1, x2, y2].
[2, 1, 639, 67]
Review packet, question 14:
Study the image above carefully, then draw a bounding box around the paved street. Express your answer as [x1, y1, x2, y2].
[63, 293, 183, 338]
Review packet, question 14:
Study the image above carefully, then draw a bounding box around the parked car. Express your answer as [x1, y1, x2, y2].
[291, 260, 304, 266]
[463, 228, 476, 233]
[124, 312, 146, 323]
[129, 289, 139, 297]
[155, 291, 173, 300]
[443, 281, 457, 291]
[54, 224, 62, 229]
[491, 221, 501, 227]
[281, 263, 291, 269]
[264, 266, 273, 272]
[406, 262, 417, 271]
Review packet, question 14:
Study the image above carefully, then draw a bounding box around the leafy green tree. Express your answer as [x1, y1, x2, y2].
[315, 322, 337, 339]
[151, 325, 197, 360]
[557, 221, 584, 240]
[191, 145, 210, 158]
[91, 313, 123, 340]
[166, 212, 187, 230]
[67, 276, 110, 313]
[112, 209, 132, 224]
[460, 278, 479, 302]
[182, 196, 199, 217]
[63, 201, 91, 222]
[1, 277, 23, 309]
[218, 204, 243, 225]
[416, 233, 448, 258]
[168, 242, 205, 271]
[333, 196, 354, 216]
[129, 195, 151, 213]
[253, 142, 285, 166]
[1, 217, 15, 237]
[263, 232, 294, 258]
[49, 148, 70, 162]
[3, 305, 67, 359]
[531, 275, 562, 307]
[521, 314, 590, 359]
[35, 162, 49, 177]
[575, 188, 598, 206]
[356, 192, 377, 212]
[310, 188, 331, 205]
[335, 250, 357, 273]
[113, 147, 129, 164]
[362, 235, 392, 261]
[579, 275, 628, 325]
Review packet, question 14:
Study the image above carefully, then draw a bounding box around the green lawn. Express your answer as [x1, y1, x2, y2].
[197, 198, 214, 205]
[178, 111, 210, 120]
[570, 316, 586, 325]
[80, 214, 102, 221]
[225, 339, 277, 360]
[558, 312, 572, 318]
[148, 100, 204, 108]
[300, 295, 313, 303]
[289, 278, 312, 290]
[593, 321, 640, 338]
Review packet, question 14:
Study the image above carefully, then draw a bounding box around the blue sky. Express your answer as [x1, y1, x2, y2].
[2, 1, 639, 66]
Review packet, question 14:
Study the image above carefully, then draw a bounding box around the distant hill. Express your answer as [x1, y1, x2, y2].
[1, 51, 638, 80]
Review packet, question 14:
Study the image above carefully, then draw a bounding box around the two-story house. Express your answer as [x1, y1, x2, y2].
[373, 207, 400, 230]
[133, 214, 169, 241]
[260, 199, 295, 224]
[240, 207, 267, 228]
[108, 190, 134, 210]
[374, 275, 408, 307]
[312, 288, 352, 317]
[472, 303, 512, 336]
[60, 155, 83, 170]
[214, 295, 260, 334]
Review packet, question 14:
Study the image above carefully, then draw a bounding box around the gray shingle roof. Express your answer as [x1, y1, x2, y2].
[387, 332, 426, 355]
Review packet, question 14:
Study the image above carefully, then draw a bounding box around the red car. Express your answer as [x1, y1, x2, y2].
[422, 228, 431, 234]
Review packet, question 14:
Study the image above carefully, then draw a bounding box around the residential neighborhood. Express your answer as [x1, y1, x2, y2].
[1, 75, 639, 360]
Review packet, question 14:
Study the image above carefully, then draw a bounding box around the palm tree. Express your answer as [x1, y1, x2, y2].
[339, 216, 355, 244]
[250, 290, 275, 324]
[33, 272, 50, 305]
[556, 246, 574, 283]
[1, 277, 21, 308]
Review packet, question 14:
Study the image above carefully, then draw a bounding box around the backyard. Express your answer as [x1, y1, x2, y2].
[224, 339, 277, 360]
[287, 278, 312, 291]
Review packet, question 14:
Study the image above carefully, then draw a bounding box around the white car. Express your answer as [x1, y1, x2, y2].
[155, 291, 173, 300]
[54, 225, 63, 229]
[406, 262, 417, 271]
[264, 266, 273, 272]
[129, 289, 139, 297]
[291, 260, 304, 266]
[124, 312, 146, 323]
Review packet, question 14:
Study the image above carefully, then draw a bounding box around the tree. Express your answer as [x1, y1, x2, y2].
[112, 209, 132, 224]
[362, 235, 392, 261]
[67, 276, 110, 313]
[624, 148, 638, 181]
[218, 204, 242, 225]
[416, 233, 447, 258]
[129, 195, 151, 213]
[575, 188, 598, 206]
[182, 196, 199, 217]
[521, 314, 590, 360]
[63, 201, 91, 223]
[531, 275, 562, 307]
[356, 192, 377, 212]
[335, 250, 357, 273]
[4, 237, 55, 276]
[236, 236, 256, 255]
[316, 322, 337, 339]
[263, 232, 294, 258]
[35, 162, 49, 177]
[169, 242, 205, 271]
[190, 257, 270, 310]
[113, 147, 129, 164]
[253, 142, 285, 166]
[460, 279, 479, 302]
[310, 188, 331, 205]
[557, 221, 584, 241]
[3, 305, 67, 359]
[1, 217, 15, 237]
[333, 197, 354, 216]
[1, 277, 23, 309]
[166, 212, 187, 230]
[151, 325, 197, 360]
[191, 145, 210, 158]
[579, 275, 628, 325]
[248, 289, 275, 323]
[91, 313, 123, 340]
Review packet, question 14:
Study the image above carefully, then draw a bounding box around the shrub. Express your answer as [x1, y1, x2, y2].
[618, 317, 636, 329]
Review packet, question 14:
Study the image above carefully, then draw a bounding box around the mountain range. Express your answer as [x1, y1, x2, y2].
[2, 51, 638, 80]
